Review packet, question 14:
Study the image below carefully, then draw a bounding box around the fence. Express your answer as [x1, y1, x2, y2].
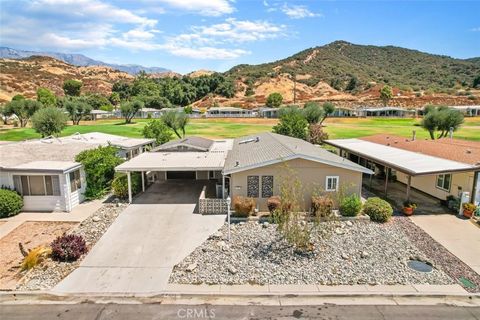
[198, 185, 228, 214]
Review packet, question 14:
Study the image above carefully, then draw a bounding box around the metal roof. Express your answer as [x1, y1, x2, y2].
[223, 132, 373, 175]
[154, 136, 214, 152]
[115, 151, 227, 172]
[325, 138, 479, 176]
[4, 161, 81, 173]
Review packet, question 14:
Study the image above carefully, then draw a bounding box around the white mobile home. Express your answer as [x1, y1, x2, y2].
[0, 133, 154, 212]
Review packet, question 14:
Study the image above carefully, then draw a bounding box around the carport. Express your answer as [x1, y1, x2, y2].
[325, 139, 479, 202]
[115, 151, 228, 203]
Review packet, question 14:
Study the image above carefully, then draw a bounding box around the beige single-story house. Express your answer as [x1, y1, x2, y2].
[357, 107, 415, 117]
[116, 132, 372, 212]
[325, 134, 480, 206]
[0, 132, 154, 212]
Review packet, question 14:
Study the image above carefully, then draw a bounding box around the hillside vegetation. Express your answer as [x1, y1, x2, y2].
[227, 41, 480, 92]
[0, 56, 133, 102]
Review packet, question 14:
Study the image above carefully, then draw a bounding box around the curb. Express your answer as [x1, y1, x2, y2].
[1, 291, 479, 307]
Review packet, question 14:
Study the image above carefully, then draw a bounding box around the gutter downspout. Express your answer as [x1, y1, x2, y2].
[472, 171, 479, 205]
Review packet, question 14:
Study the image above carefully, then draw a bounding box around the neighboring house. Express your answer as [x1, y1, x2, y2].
[450, 105, 480, 117]
[258, 107, 279, 118]
[325, 134, 480, 205]
[206, 107, 254, 118]
[116, 132, 372, 211]
[357, 107, 415, 117]
[90, 109, 113, 120]
[331, 107, 356, 117]
[0, 132, 154, 212]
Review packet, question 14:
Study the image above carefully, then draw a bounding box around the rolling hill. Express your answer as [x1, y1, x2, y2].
[0, 56, 133, 102]
[227, 41, 480, 92]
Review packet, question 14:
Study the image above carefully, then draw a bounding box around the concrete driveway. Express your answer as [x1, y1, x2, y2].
[410, 214, 480, 275]
[54, 181, 225, 293]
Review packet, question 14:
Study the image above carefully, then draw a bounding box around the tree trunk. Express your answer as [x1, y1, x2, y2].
[429, 130, 435, 140]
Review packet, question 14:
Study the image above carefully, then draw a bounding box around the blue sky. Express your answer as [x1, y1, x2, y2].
[1, 0, 479, 73]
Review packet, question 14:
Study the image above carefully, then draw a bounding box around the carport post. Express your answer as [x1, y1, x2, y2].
[222, 174, 225, 199]
[406, 175, 412, 202]
[384, 167, 389, 196]
[127, 171, 132, 203]
[141, 171, 145, 192]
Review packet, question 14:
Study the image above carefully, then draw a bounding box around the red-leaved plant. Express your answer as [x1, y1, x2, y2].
[51, 234, 88, 262]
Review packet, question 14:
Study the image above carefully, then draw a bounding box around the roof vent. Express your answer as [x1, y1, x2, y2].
[235, 161, 239, 167]
[239, 137, 258, 144]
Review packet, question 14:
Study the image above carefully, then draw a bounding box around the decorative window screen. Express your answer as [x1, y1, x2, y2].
[247, 176, 259, 198]
[261, 176, 274, 198]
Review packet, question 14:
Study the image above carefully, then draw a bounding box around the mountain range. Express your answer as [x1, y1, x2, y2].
[0, 47, 169, 75]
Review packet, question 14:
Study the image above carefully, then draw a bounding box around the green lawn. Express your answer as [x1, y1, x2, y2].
[0, 117, 479, 141]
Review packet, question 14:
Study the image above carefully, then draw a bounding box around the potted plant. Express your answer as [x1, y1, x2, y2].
[462, 203, 477, 218]
[402, 201, 417, 216]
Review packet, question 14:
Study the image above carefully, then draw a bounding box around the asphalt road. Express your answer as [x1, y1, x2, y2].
[1, 304, 479, 320]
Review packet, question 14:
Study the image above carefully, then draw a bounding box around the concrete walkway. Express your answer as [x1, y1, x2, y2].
[54, 181, 225, 293]
[0, 199, 104, 239]
[410, 214, 480, 275]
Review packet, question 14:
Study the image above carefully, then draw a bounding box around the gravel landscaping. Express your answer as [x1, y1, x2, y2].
[16, 201, 128, 291]
[169, 219, 455, 286]
[395, 216, 480, 293]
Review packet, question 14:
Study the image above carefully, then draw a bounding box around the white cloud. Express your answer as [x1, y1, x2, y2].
[281, 4, 321, 19]
[161, 18, 286, 59]
[29, 0, 157, 27]
[471, 27, 480, 32]
[146, 0, 234, 16]
[161, 43, 249, 59]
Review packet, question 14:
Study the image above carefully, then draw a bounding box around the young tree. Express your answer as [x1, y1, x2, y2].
[120, 100, 143, 124]
[36, 87, 57, 107]
[31, 107, 68, 137]
[11, 94, 25, 101]
[379, 85, 393, 106]
[421, 107, 464, 139]
[266, 92, 283, 108]
[63, 79, 83, 96]
[303, 102, 324, 124]
[142, 119, 172, 145]
[272, 106, 308, 140]
[4, 99, 43, 127]
[307, 124, 329, 145]
[319, 102, 336, 125]
[64, 99, 93, 125]
[161, 110, 189, 138]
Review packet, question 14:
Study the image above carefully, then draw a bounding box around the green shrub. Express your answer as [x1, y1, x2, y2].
[311, 196, 334, 218]
[0, 189, 23, 218]
[232, 196, 256, 217]
[112, 173, 142, 199]
[75, 146, 124, 199]
[340, 194, 362, 217]
[363, 197, 392, 223]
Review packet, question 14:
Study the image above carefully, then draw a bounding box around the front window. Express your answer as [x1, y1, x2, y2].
[13, 175, 60, 196]
[436, 174, 451, 191]
[69, 170, 82, 192]
[325, 176, 339, 192]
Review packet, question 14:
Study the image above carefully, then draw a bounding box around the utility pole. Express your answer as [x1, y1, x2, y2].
[293, 73, 296, 105]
